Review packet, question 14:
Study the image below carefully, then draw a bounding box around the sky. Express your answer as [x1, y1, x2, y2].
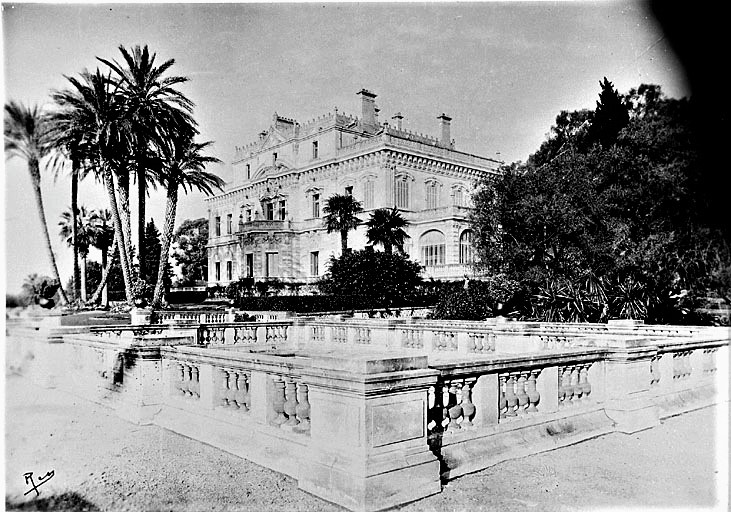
[1, 1, 689, 295]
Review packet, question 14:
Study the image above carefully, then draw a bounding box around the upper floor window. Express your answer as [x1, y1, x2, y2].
[312, 141, 319, 159]
[312, 193, 320, 218]
[226, 213, 233, 234]
[265, 201, 275, 221]
[363, 181, 374, 209]
[215, 216, 221, 236]
[246, 209, 252, 222]
[246, 163, 251, 180]
[426, 182, 438, 209]
[453, 187, 465, 207]
[420, 230, 446, 267]
[395, 178, 409, 209]
[278, 200, 287, 221]
[272, 152, 278, 165]
[460, 230, 474, 264]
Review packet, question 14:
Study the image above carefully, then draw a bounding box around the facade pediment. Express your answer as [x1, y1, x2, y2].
[260, 129, 286, 151]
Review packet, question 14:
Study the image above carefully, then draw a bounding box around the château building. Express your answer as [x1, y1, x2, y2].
[206, 89, 501, 286]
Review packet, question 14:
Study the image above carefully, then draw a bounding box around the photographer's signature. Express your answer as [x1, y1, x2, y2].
[23, 470, 55, 497]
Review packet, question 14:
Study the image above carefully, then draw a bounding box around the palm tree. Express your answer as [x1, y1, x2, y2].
[366, 207, 411, 255]
[59, 206, 94, 301]
[323, 194, 364, 255]
[99, 44, 196, 281]
[88, 209, 116, 306]
[52, 69, 136, 302]
[4, 101, 69, 304]
[152, 136, 223, 307]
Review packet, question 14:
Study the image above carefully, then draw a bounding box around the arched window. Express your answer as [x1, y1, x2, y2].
[395, 176, 409, 209]
[460, 230, 474, 264]
[420, 230, 446, 266]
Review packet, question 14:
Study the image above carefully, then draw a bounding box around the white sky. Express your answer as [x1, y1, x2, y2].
[2, 1, 688, 295]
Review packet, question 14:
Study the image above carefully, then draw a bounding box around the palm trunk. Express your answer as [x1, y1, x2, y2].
[341, 230, 348, 255]
[30, 159, 68, 305]
[88, 233, 117, 305]
[137, 166, 146, 281]
[152, 186, 178, 307]
[103, 165, 133, 302]
[80, 254, 88, 302]
[71, 170, 81, 301]
[117, 172, 133, 271]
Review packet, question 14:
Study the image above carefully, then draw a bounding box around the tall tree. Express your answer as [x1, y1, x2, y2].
[152, 137, 223, 307]
[53, 69, 136, 301]
[365, 207, 410, 254]
[99, 45, 196, 280]
[59, 206, 94, 302]
[4, 101, 69, 304]
[587, 77, 630, 148]
[323, 194, 364, 255]
[172, 218, 209, 285]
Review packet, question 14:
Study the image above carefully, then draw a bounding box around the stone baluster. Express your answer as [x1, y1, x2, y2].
[684, 351, 692, 378]
[515, 373, 529, 415]
[294, 383, 311, 434]
[559, 366, 573, 406]
[673, 352, 681, 379]
[271, 377, 287, 426]
[427, 385, 442, 434]
[498, 375, 508, 419]
[283, 379, 300, 427]
[190, 366, 200, 398]
[448, 332, 458, 351]
[221, 369, 232, 406]
[467, 334, 477, 352]
[570, 366, 581, 402]
[504, 374, 518, 417]
[578, 364, 592, 398]
[650, 356, 660, 386]
[445, 381, 462, 430]
[526, 370, 541, 412]
[461, 380, 476, 427]
[178, 364, 188, 396]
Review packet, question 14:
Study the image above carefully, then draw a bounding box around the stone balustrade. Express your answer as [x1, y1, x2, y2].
[6, 316, 728, 512]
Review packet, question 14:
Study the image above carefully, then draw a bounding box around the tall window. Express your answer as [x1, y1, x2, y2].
[246, 209, 252, 222]
[265, 201, 274, 220]
[419, 230, 446, 267]
[312, 140, 319, 159]
[364, 181, 374, 209]
[453, 187, 464, 207]
[395, 178, 409, 209]
[460, 230, 474, 264]
[226, 260, 233, 281]
[215, 216, 221, 236]
[246, 254, 254, 277]
[265, 252, 279, 277]
[312, 193, 320, 218]
[278, 200, 287, 221]
[345, 185, 353, 196]
[426, 182, 438, 209]
[272, 152, 278, 165]
[310, 251, 319, 276]
[246, 163, 251, 180]
[215, 261, 221, 281]
[226, 213, 233, 234]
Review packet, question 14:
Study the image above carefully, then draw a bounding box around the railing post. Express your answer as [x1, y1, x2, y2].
[198, 363, 216, 410]
[536, 366, 559, 413]
[471, 373, 499, 426]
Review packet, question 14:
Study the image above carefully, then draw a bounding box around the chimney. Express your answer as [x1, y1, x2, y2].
[437, 113, 452, 148]
[392, 112, 404, 131]
[357, 89, 378, 132]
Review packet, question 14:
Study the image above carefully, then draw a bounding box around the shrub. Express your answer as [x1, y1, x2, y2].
[430, 275, 524, 320]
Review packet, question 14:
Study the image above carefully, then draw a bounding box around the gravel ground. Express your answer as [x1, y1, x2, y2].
[5, 375, 726, 512]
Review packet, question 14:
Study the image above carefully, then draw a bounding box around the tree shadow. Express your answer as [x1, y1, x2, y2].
[6, 492, 101, 511]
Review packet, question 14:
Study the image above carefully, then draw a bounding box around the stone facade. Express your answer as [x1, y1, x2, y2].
[206, 89, 501, 286]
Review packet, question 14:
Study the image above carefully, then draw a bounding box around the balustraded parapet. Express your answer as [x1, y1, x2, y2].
[468, 332, 496, 353]
[198, 324, 226, 344]
[312, 325, 325, 343]
[401, 328, 424, 349]
[432, 330, 458, 352]
[355, 327, 371, 345]
[265, 325, 288, 344]
[499, 369, 542, 419]
[427, 378, 477, 434]
[702, 348, 718, 375]
[332, 326, 348, 344]
[672, 350, 692, 380]
[232, 325, 257, 344]
[268, 375, 310, 435]
[557, 364, 592, 407]
[218, 368, 251, 411]
[539, 335, 573, 350]
[174, 362, 200, 399]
